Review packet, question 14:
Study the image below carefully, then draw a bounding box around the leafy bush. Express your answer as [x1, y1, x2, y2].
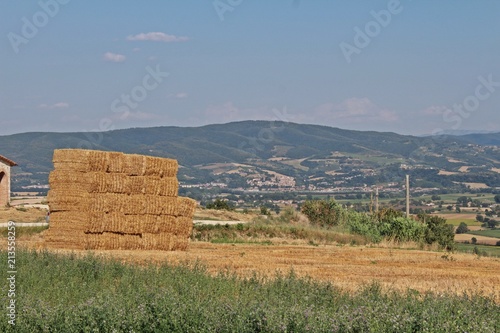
[205, 198, 234, 211]
[345, 211, 382, 243]
[301, 199, 349, 227]
[456, 222, 469, 234]
[379, 217, 425, 242]
[418, 213, 455, 250]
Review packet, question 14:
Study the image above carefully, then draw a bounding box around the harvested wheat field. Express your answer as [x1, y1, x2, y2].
[0, 206, 47, 223]
[19, 235, 500, 302]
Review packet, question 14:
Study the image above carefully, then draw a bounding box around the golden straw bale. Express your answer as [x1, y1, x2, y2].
[144, 156, 178, 178]
[52, 149, 92, 172]
[122, 154, 146, 176]
[88, 173, 126, 193]
[144, 177, 179, 197]
[86, 211, 108, 232]
[104, 173, 128, 193]
[142, 233, 172, 251]
[171, 238, 190, 251]
[125, 177, 145, 194]
[176, 197, 197, 217]
[53, 149, 91, 163]
[49, 182, 93, 193]
[89, 193, 129, 213]
[161, 177, 179, 197]
[93, 232, 141, 250]
[88, 213, 133, 234]
[139, 196, 178, 215]
[107, 152, 124, 173]
[48, 189, 89, 199]
[47, 148, 195, 251]
[49, 170, 91, 185]
[161, 196, 179, 216]
[84, 233, 101, 250]
[48, 192, 90, 212]
[52, 162, 89, 172]
[173, 217, 194, 236]
[49, 211, 88, 225]
[119, 194, 146, 215]
[155, 215, 177, 234]
[87, 150, 111, 172]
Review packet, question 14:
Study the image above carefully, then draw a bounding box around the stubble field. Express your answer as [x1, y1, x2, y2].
[15, 233, 500, 302]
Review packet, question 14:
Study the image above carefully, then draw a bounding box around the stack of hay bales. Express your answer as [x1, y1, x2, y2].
[45, 149, 196, 251]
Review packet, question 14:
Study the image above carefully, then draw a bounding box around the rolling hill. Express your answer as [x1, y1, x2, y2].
[1, 121, 500, 192]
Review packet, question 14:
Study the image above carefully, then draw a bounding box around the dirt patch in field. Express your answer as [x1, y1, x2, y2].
[13, 234, 500, 302]
[458, 166, 470, 172]
[463, 182, 490, 189]
[438, 170, 458, 175]
[194, 208, 258, 222]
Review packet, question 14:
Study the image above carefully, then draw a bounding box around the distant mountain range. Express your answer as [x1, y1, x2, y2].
[1, 121, 500, 192]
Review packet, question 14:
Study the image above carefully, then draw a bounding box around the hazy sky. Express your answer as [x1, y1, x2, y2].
[1, 0, 499, 136]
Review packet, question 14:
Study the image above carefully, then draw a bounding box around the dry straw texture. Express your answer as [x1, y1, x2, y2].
[46, 149, 195, 251]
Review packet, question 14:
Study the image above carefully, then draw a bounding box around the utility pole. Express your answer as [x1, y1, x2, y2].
[375, 187, 379, 213]
[370, 191, 373, 214]
[405, 175, 410, 217]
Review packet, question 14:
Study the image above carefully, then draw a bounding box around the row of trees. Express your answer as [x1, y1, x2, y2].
[301, 199, 454, 249]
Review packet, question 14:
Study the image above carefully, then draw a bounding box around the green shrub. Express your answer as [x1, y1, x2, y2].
[379, 217, 425, 242]
[205, 198, 234, 211]
[456, 222, 469, 234]
[345, 212, 382, 243]
[418, 213, 455, 250]
[301, 199, 349, 227]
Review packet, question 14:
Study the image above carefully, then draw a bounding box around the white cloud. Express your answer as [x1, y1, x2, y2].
[103, 52, 126, 63]
[175, 92, 188, 99]
[38, 102, 70, 109]
[127, 32, 189, 43]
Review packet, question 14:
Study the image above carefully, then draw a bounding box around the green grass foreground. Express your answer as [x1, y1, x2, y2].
[1, 249, 499, 332]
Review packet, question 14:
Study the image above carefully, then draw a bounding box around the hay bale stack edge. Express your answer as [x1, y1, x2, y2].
[45, 149, 196, 251]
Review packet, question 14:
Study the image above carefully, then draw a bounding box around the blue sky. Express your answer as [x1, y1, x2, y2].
[1, 0, 499, 135]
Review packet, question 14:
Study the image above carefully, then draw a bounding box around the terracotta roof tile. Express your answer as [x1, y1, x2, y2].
[0, 155, 17, 167]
